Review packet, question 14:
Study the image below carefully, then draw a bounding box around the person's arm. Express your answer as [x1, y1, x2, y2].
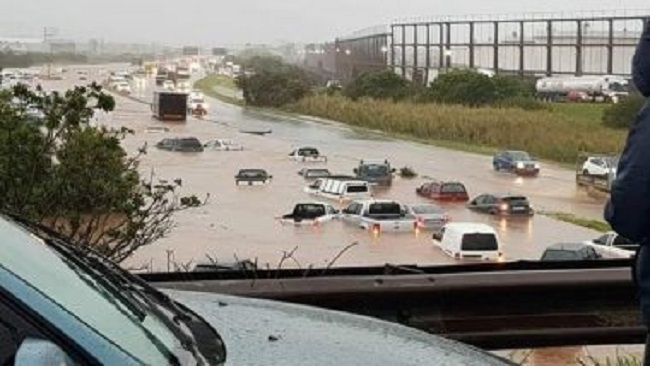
[606, 111, 650, 242]
[633, 20, 650, 97]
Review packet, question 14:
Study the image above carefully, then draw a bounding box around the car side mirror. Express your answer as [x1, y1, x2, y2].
[391, 168, 397, 173]
[432, 232, 443, 241]
[353, 168, 359, 174]
[15, 338, 75, 366]
[269, 175, 274, 179]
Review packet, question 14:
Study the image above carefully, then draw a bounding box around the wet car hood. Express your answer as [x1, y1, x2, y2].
[166, 290, 511, 366]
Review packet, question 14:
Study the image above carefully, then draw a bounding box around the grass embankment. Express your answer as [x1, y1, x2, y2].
[541, 212, 612, 233]
[287, 95, 625, 164]
[194, 75, 243, 106]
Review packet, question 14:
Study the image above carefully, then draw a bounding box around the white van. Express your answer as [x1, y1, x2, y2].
[304, 177, 372, 202]
[433, 223, 502, 261]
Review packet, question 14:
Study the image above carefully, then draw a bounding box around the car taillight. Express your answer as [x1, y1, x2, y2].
[499, 203, 509, 212]
[371, 224, 381, 237]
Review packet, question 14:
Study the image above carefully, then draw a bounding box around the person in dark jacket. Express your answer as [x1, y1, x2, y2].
[605, 19, 650, 365]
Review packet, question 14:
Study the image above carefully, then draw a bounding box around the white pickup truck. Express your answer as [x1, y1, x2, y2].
[340, 199, 417, 234]
[583, 231, 637, 259]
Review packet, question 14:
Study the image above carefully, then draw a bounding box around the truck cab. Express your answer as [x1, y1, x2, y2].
[354, 160, 395, 186]
[340, 199, 416, 234]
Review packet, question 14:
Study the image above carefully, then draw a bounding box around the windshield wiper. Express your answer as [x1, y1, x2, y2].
[3, 213, 201, 363]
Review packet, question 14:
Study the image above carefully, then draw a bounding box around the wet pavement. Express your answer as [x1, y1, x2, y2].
[41, 67, 607, 271]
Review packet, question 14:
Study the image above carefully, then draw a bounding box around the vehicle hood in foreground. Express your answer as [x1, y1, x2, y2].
[166, 290, 512, 366]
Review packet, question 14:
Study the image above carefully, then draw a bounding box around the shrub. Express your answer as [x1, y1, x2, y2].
[602, 93, 646, 129]
[343, 71, 410, 101]
[429, 70, 496, 106]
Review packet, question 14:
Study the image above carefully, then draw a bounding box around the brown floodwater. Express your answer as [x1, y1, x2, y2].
[41, 66, 640, 365]
[48, 68, 605, 272]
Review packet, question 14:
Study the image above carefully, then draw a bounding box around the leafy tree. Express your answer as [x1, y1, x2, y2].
[343, 71, 410, 101]
[0, 83, 203, 263]
[236, 57, 314, 107]
[429, 70, 497, 107]
[602, 93, 646, 129]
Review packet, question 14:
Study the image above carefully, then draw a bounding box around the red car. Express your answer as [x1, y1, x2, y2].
[416, 181, 469, 202]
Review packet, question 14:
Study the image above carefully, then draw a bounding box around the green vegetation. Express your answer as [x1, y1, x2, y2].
[552, 103, 608, 123]
[288, 94, 626, 164]
[236, 56, 315, 107]
[542, 212, 612, 233]
[194, 74, 244, 106]
[343, 70, 412, 101]
[602, 93, 646, 129]
[0, 51, 87, 68]
[0, 83, 202, 262]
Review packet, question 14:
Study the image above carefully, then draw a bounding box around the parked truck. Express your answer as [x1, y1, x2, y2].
[152, 91, 188, 121]
[535, 76, 629, 103]
[354, 160, 395, 186]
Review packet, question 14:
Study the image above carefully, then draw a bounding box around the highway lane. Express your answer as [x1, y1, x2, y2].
[40, 68, 605, 271]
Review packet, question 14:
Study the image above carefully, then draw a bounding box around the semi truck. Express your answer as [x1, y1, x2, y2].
[535, 76, 629, 103]
[152, 91, 188, 122]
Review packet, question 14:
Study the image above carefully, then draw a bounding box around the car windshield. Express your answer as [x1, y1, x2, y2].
[179, 138, 201, 147]
[503, 196, 529, 206]
[360, 164, 389, 176]
[0, 216, 179, 364]
[461, 233, 498, 251]
[240, 170, 265, 177]
[7, 4, 644, 362]
[509, 151, 531, 161]
[368, 202, 402, 215]
[542, 249, 581, 261]
[441, 183, 467, 194]
[410, 205, 444, 215]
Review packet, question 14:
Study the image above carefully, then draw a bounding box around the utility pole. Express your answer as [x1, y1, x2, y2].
[43, 27, 57, 79]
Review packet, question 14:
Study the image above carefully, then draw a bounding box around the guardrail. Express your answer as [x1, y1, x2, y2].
[142, 260, 644, 350]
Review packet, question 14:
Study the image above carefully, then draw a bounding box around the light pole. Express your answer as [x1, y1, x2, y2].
[43, 27, 57, 79]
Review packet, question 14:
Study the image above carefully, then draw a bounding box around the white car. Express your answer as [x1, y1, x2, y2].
[289, 147, 328, 162]
[162, 80, 175, 90]
[190, 90, 205, 100]
[581, 156, 618, 178]
[176, 81, 191, 94]
[114, 82, 132, 94]
[188, 97, 209, 112]
[433, 223, 502, 261]
[204, 139, 243, 151]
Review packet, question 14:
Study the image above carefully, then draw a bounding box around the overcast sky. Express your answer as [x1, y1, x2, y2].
[1, 0, 643, 45]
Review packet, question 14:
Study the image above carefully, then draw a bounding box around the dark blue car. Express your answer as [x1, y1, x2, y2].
[493, 150, 540, 176]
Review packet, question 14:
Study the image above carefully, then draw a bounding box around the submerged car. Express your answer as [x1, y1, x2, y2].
[540, 243, 602, 261]
[581, 155, 618, 178]
[280, 202, 339, 225]
[0, 214, 512, 365]
[145, 125, 169, 134]
[405, 203, 450, 231]
[467, 193, 534, 216]
[235, 169, 273, 185]
[204, 139, 244, 151]
[298, 168, 332, 180]
[415, 180, 469, 202]
[289, 147, 328, 162]
[156, 137, 204, 152]
[493, 150, 540, 176]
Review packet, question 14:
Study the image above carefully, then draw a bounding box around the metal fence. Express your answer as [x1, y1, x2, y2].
[332, 11, 650, 83]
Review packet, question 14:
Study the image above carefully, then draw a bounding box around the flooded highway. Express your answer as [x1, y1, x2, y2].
[47, 68, 604, 272]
